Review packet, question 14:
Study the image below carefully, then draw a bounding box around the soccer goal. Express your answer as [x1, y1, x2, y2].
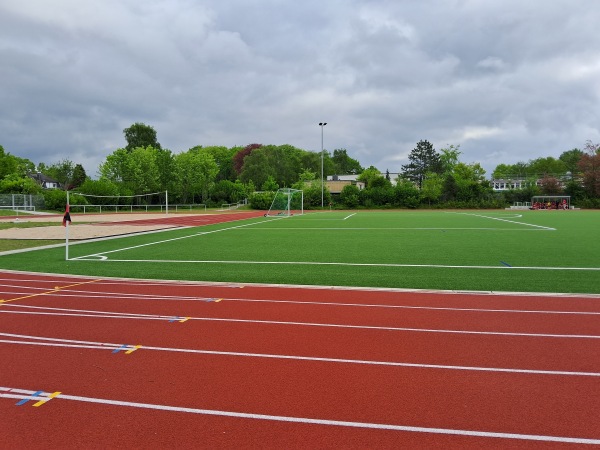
[264, 188, 303, 217]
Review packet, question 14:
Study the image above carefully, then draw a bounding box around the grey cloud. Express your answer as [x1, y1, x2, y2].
[1, 0, 599, 178]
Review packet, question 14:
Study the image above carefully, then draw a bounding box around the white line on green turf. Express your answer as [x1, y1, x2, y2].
[71, 216, 283, 261]
[450, 212, 556, 230]
[71, 258, 600, 271]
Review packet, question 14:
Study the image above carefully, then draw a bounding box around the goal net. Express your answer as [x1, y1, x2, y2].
[67, 191, 169, 214]
[264, 188, 303, 217]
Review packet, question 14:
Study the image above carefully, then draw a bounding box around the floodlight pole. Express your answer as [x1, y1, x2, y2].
[319, 122, 327, 207]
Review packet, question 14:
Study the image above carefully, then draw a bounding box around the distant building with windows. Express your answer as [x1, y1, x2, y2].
[491, 178, 534, 191]
[29, 173, 61, 189]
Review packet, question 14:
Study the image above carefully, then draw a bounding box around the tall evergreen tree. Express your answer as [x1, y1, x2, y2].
[400, 140, 442, 189]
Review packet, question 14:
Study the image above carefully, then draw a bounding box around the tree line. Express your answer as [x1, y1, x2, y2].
[1, 122, 599, 210]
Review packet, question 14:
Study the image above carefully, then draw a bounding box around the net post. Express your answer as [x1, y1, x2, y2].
[65, 191, 69, 261]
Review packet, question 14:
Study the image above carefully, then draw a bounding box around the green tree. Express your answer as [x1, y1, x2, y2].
[442, 174, 459, 201]
[239, 150, 274, 188]
[174, 149, 218, 203]
[331, 148, 363, 174]
[43, 159, 77, 190]
[401, 140, 442, 189]
[492, 164, 513, 179]
[261, 175, 279, 191]
[233, 143, 262, 175]
[123, 123, 161, 151]
[357, 166, 384, 188]
[439, 144, 461, 175]
[340, 184, 360, 207]
[77, 178, 120, 204]
[0, 145, 35, 178]
[99, 148, 132, 185]
[528, 157, 567, 177]
[0, 174, 41, 194]
[71, 164, 87, 189]
[452, 162, 488, 201]
[298, 168, 316, 183]
[154, 148, 175, 192]
[128, 146, 161, 194]
[420, 172, 443, 205]
[99, 146, 162, 195]
[198, 146, 237, 181]
[559, 148, 584, 179]
[394, 179, 420, 208]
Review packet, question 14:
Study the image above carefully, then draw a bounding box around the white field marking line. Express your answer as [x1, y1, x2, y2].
[3, 294, 600, 317]
[2, 333, 600, 377]
[71, 216, 283, 261]
[1, 388, 598, 446]
[74, 258, 600, 271]
[0, 388, 598, 445]
[343, 213, 356, 220]
[451, 212, 556, 231]
[239, 227, 551, 231]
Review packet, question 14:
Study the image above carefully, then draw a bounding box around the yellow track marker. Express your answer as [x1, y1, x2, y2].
[33, 391, 61, 407]
[0, 278, 102, 304]
[125, 345, 142, 355]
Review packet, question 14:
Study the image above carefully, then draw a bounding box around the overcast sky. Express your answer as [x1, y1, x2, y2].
[2, 0, 599, 179]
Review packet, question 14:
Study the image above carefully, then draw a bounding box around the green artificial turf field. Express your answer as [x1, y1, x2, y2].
[0, 210, 598, 294]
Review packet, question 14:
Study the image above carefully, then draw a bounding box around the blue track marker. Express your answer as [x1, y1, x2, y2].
[16, 390, 44, 406]
[500, 261, 512, 267]
[112, 344, 129, 354]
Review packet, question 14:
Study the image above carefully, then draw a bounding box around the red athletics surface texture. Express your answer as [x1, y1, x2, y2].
[1, 271, 600, 449]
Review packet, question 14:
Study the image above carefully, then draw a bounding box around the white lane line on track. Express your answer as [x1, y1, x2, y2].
[2, 333, 600, 377]
[1, 386, 598, 445]
[2, 288, 600, 315]
[2, 307, 600, 339]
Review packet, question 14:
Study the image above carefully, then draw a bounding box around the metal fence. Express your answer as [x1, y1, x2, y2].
[0, 194, 45, 211]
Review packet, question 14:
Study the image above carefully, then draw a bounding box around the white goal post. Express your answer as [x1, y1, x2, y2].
[264, 188, 304, 217]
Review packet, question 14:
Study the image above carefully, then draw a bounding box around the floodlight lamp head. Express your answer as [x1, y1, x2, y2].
[319, 122, 327, 126]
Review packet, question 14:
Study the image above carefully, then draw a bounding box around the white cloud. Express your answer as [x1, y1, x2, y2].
[1, 0, 600, 177]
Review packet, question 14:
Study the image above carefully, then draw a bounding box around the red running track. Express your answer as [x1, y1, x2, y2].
[1, 271, 599, 449]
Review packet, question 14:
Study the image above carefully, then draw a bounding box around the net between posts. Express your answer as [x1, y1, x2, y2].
[68, 191, 169, 214]
[264, 188, 304, 217]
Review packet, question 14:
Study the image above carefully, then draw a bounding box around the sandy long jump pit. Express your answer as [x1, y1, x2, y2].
[0, 213, 192, 240]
